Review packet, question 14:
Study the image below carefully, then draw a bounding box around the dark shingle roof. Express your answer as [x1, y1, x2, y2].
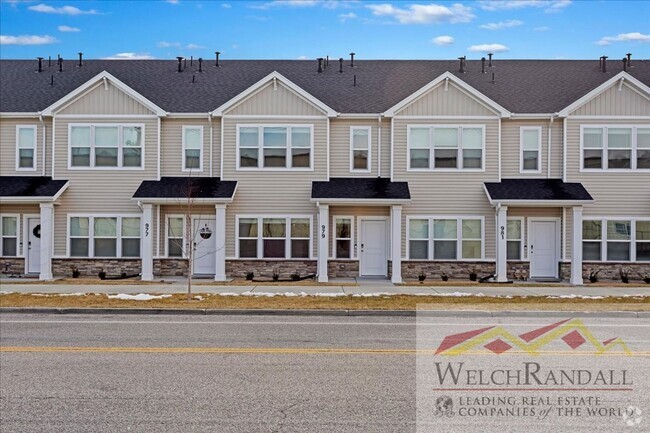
[312, 177, 410, 200]
[0, 176, 68, 198]
[1, 59, 649, 114]
[484, 179, 593, 202]
[132, 177, 237, 199]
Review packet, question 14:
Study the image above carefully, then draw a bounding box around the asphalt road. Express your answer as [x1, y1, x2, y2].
[0, 313, 648, 432]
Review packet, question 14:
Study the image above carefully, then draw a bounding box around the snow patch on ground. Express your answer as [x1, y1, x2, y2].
[58, 293, 87, 297]
[0, 291, 13, 295]
[107, 293, 172, 301]
[547, 294, 606, 299]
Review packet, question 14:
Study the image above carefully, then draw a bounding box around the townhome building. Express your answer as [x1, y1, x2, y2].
[1, 56, 649, 284]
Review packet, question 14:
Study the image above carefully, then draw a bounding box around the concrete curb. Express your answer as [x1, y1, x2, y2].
[0, 307, 646, 318]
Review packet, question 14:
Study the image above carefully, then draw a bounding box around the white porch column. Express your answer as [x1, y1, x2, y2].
[391, 205, 403, 283]
[38, 203, 53, 281]
[495, 205, 508, 282]
[570, 206, 583, 285]
[317, 204, 329, 283]
[215, 204, 227, 281]
[141, 204, 154, 281]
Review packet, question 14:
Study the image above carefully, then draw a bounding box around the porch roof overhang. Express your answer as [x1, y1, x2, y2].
[311, 177, 411, 205]
[132, 177, 238, 204]
[483, 178, 593, 207]
[0, 176, 69, 204]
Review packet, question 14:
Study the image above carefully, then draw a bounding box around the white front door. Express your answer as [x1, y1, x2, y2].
[360, 220, 387, 276]
[192, 217, 216, 275]
[27, 217, 41, 274]
[530, 220, 558, 278]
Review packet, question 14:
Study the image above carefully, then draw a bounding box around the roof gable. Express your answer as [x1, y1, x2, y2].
[41, 71, 166, 116]
[384, 72, 511, 118]
[212, 71, 337, 117]
[58, 79, 156, 116]
[226, 79, 326, 116]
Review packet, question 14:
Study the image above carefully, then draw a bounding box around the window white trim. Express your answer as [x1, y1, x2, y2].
[67, 123, 145, 170]
[406, 216, 485, 261]
[0, 214, 20, 257]
[236, 124, 314, 171]
[582, 217, 650, 262]
[519, 126, 542, 174]
[66, 214, 142, 258]
[506, 217, 525, 261]
[165, 215, 186, 258]
[406, 124, 486, 172]
[15, 125, 37, 171]
[332, 216, 355, 259]
[182, 125, 204, 172]
[349, 126, 372, 173]
[235, 215, 313, 260]
[579, 125, 650, 172]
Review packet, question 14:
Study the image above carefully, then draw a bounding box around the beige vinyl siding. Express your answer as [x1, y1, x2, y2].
[570, 83, 650, 117]
[52, 116, 159, 256]
[226, 82, 325, 116]
[58, 82, 154, 116]
[0, 118, 52, 176]
[161, 118, 220, 177]
[508, 207, 563, 261]
[330, 118, 384, 177]
[380, 119, 391, 177]
[0, 204, 40, 256]
[393, 118, 500, 258]
[500, 119, 563, 178]
[329, 206, 390, 258]
[396, 82, 497, 117]
[222, 117, 328, 258]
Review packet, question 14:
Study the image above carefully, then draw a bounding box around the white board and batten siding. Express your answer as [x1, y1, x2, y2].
[58, 82, 154, 116]
[226, 81, 325, 117]
[570, 83, 650, 117]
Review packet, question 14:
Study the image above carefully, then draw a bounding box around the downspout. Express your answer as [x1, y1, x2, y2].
[562, 116, 567, 181]
[390, 117, 394, 180]
[208, 112, 213, 177]
[157, 117, 161, 180]
[51, 114, 56, 178]
[220, 116, 224, 179]
[326, 117, 330, 180]
[377, 115, 382, 177]
[39, 113, 46, 176]
[547, 115, 555, 178]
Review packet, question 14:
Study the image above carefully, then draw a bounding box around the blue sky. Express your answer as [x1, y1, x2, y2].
[1, 0, 649, 60]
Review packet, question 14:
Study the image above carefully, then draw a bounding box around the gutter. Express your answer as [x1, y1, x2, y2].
[38, 112, 46, 176]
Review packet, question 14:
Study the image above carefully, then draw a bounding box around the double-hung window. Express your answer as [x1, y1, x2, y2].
[334, 217, 354, 259]
[182, 126, 203, 171]
[408, 125, 484, 170]
[350, 127, 371, 172]
[238, 125, 312, 169]
[69, 124, 143, 169]
[237, 216, 311, 259]
[520, 127, 541, 172]
[506, 219, 523, 260]
[16, 125, 37, 170]
[408, 217, 483, 260]
[582, 126, 650, 170]
[69, 216, 141, 258]
[0, 215, 19, 256]
[582, 218, 649, 262]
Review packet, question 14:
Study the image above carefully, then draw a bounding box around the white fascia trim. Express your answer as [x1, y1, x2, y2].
[383, 71, 511, 118]
[558, 71, 650, 117]
[211, 70, 338, 118]
[132, 197, 234, 205]
[510, 113, 556, 119]
[0, 112, 41, 118]
[166, 113, 212, 119]
[40, 70, 167, 117]
[338, 113, 382, 119]
[310, 198, 411, 205]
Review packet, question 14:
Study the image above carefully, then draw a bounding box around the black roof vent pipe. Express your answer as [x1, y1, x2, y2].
[353, 74, 357, 86]
[491, 72, 495, 84]
[481, 57, 486, 74]
[339, 58, 343, 73]
[623, 58, 628, 72]
[198, 58, 203, 73]
[58, 57, 63, 72]
[458, 56, 466, 73]
[50, 75, 54, 86]
[317, 58, 323, 73]
[78, 52, 83, 67]
[488, 53, 493, 67]
[349, 52, 355, 67]
[326, 56, 329, 67]
[37, 57, 43, 72]
[176, 56, 183, 73]
[184, 57, 187, 70]
[215, 51, 221, 67]
[601, 56, 608, 73]
[626, 53, 631, 67]
[190, 56, 193, 67]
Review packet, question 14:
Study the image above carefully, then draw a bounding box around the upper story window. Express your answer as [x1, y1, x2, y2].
[408, 125, 484, 171]
[520, 127, 541, 173]
[69, 124, 144, 169]
[582, 126, 650, 171]
[182, 126, 203, 171]
[237, 125, 313, 170]
[350, 127, 371, 172]
[16, 125, 37, 171]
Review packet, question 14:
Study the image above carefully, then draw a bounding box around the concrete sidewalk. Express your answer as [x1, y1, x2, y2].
[1, 277, 648, 297]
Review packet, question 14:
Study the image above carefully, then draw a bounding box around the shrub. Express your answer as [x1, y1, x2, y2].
[588, 270, 600, 283]
[245, 271, 254, 281]
[272, 268, 280, 281]
[619, 268, 630, 284]
[441, 273, 449, 282]
[290, 272, 300, 281]
[418, 271, 427, 282]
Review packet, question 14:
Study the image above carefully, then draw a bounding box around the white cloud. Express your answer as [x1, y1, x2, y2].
[221, 3, 231, 7]
[0, 34, 58, 45]
[158, 41, 181, 48]
[102, 52, 155, 60]
[534, 26, 549, 32]
[366, 3, 475, 24]
[57, 25, 80, 32]
[251, 0, 317, 9]
[468, 43, 509, 53]
[478, 1, 571, 13]
[339, 12, 356, 22]
[479, 19, 522, 30]
[596, 32, 650, 46]
[28, 3, 99, 15]
[165, 0, 179, 4]
[186, 43, 204, 49]
[297, 55, 309, 60]
[432, 35, 454, 45]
